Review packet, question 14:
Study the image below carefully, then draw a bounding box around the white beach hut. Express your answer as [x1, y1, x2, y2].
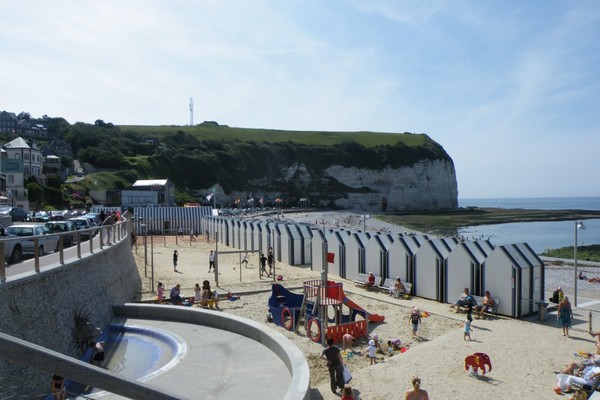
[233, 219, 243, 249]
[388, 234, 422, 284]
[414, 238, 458, 301]
[345, 232, 371, 281]
[484, 243, 544, 318]
[242, 220, 253, 251]
[310, 228, 330, 272]
[445, 240, 494, 303]
[279, 224, 304, 265]
[251, 220, 264, 253]
[297, 224, 313, 265]
[327, 230, 352, 278]
[365, 233, 393, 279]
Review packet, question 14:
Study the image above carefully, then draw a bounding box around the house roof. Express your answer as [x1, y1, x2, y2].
[132, 179, 169, 187]
[4, 137, 31, 149]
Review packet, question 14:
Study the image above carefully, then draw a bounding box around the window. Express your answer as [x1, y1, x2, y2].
[8, 175, 14, 184]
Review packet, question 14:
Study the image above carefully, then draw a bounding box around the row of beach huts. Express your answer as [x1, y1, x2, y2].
[201, 215, 545, 318]
[124, 207, 544, 318]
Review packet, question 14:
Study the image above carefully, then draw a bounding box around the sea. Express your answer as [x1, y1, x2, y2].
[456, 197, 600, 253]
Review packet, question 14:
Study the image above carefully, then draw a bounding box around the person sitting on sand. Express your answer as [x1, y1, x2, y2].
[365, 272, 376, 290]
[170, 284, 182, 304]
[556, 364, 600, 393]
[579, 272, 600, 283]
[405, 376, 429, 400]
[387, 338, 402, 354]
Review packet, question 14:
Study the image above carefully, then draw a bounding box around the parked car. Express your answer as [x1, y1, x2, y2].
[79, 214, 99, 228]
[4, 224, 60, 256]
[69, 217, 96, 240]
[48, 210, 71, 221]
[0, 206, 28, 222]
[45, 220, 78, 247]
[33, 211, 50, 222]
[0, 223, 27, 263]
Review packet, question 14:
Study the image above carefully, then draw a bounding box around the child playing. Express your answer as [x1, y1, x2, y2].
[341, 385, 355, 400]
[157, 282, 164, 303]
[371, 334, 383, 354]
[365, 339, 378, 365]
[410, 308, 422, 338]
[387, 338, 402, 354]
[342, 333, 355, 352]
[463, 313, 473, 340]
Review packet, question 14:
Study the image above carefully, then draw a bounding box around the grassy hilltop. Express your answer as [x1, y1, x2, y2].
[119, 123, 429, 147]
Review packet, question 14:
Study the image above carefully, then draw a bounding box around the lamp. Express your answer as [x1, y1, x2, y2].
[574, 221, 586, 307]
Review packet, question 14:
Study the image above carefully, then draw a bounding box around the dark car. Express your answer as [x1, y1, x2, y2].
[0, 206, 28, 222]
[45, 220, 78, 247]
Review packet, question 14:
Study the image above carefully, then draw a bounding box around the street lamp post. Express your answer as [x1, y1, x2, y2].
[574, 221, 586, 307]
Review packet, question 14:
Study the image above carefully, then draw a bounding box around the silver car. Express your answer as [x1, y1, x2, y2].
[5, 224, 60, 256]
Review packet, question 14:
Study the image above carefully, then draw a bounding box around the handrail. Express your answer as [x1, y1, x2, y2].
[0, 220, 132, 283]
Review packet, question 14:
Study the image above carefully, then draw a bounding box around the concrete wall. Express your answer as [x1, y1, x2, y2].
[0, 237, 141, 396]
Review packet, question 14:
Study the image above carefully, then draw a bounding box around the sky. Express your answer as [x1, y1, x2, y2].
[1, 1, 599, 199]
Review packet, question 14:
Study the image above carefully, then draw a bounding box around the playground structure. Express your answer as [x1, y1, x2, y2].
[269, 280, 385, 345]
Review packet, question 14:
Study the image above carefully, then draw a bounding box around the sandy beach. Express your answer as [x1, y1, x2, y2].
[132, 215, 599, 400]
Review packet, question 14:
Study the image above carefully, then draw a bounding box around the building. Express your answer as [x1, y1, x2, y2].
[3, 137, 43, 179]
[121, 179, 175, 207]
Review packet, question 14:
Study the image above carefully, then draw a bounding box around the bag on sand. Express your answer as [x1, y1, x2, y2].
[343, 364, 352, 384]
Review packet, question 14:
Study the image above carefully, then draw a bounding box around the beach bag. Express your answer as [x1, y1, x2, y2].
[342, 364, 352, 384]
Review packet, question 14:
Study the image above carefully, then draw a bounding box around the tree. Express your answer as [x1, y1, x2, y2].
[26, 182, 45, 207]
[17, 112, 31, 120]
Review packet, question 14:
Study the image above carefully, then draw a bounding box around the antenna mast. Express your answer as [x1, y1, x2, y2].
[189, 98, 194, 126]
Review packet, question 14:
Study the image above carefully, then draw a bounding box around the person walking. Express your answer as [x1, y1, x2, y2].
[557, 296, 574, 337]
[320, 337, 345, 395]
[173, 250, 178, 272]
[259, 253, 268, 277]
[463, 313, 473, 341]
[267, 249, 274, 276]
[410, 307, 422, 339]
[208, 250, 215, 273]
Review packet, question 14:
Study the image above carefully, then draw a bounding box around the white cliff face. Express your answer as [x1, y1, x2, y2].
[218, 159, 458, 212]
[325, 159, 458, 212]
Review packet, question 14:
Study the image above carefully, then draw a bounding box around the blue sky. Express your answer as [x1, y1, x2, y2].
[2, 1, 599, 199]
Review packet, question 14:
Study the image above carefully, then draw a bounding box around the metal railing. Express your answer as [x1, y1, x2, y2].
[0, 220, 132, 283]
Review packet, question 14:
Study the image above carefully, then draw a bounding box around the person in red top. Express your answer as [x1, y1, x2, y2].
[366, 272, 376, 290]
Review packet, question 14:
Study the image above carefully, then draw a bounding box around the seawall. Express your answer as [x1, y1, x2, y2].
[0, 235, 141, 396]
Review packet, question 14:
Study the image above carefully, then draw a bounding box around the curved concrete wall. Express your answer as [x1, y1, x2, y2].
[0, 236, 141, 396]
[113, 303, 311, 400]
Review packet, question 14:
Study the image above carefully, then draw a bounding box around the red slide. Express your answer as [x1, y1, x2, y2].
[325, 280, 385, 323]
